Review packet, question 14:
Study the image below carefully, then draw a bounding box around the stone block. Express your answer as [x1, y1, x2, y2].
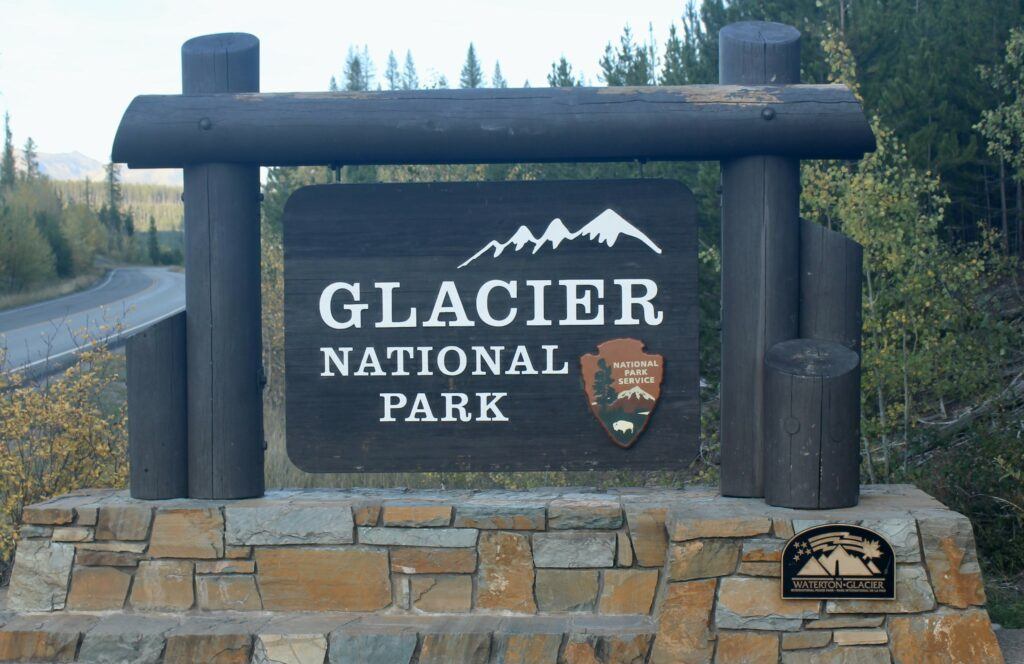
[649, 580, 716, 664]
[79, 630, 166, 664]
[257, 546, 391, 611]
[0, 626, 80, 662]
[533, 532, 616, 568]
[716, 577, 819, 630]
[738, 562, 779, 577]
[772, 519, 795, 539]
[22, 504, 74, 526]
[807, 616, 884, 630]
[782, 631, 832, 650]
[599, 569, 659, 615]
[493, 632, 562, 664]
[196, 575, 262, 611]
[164, 633, 252, 664]
[410, 575, 473, 612]
[75, 506, 99, 526]
[616, 532, 634, 567]
[781, 646, 892, 664]
[75, 549, 140, 567]
[419, 632, 491, 664]
[19, 525, 53, 538]
[477, 531, 537, 613]
[225, 545, 252, 559]
[196, 559, 256, 574]
[76, 541, 146, 553]
[390, 547, 476, 574]
[328, 629, 417, 664]
[392, 574, 411, 610]
[382, 503, 452, 527]
[67, 566, 131, 610]
[7, 539, 75, 611]
[716, 631, 779, 664]
[130, 560, 194, 611]
[253, 633, 328, 664]
[825, 566, 935, 614]
[859, 518, 920, 563]
[358, 527, 477, 547]
[889, 609, 1003, 664]
[668, 539, 740, 580]
[741, 538, 785, 562]
[454, 502, 546, 530]
[624, 506, 668, 567]
[535, 569, 599, 612]
[226, 501, 354, 545]
[600, 633, 652, 663]
[51, 527, 92, 542]
[352, 502, 382, 526]
[149, 508, 224, 558]
[95, 505, 152, 540]
[548, 495, 623, 529]
[918, 515, 985, 608]
[562, 634, 600, 664]
[669, 513, 772, 542]
[833, 630, 887, 646]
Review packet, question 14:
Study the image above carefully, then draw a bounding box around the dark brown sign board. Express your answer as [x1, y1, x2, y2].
[283, 180, 697, 472]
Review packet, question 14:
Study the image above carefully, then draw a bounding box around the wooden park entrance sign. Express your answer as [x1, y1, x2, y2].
[113, 22, 876, 504]
[284, 180, 696, 472]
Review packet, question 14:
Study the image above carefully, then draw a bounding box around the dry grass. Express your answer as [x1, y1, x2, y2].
[0, 271, 104, 312]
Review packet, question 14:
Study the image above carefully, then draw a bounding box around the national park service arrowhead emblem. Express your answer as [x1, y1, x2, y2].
[580, 339, 664, 448]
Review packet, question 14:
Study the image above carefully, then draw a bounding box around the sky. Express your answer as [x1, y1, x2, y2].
[0, 0, 690, 162]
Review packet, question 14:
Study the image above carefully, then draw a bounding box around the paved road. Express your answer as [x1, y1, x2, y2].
[0, 267, 185, 373]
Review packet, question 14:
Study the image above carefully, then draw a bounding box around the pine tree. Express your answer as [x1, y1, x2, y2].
[329, 75, 339, 92]
[0, 112, 15, 190]
[22, 138, 39, 180]
[492, 62, 507, 88]
[343, 46, 374, 91]
[593, 359, 617, 406]
[460, 43, 484, 88]
[547, 57, 579, 87]
[148, 215, 161, 264]
[402, 51, 419, 90]
[599, 26, 656, 86]
[83, 176, 93, 209]
[385, 51, 401, 90]
[435, 74, 449, 90]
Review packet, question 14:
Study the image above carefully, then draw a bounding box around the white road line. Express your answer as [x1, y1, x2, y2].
[0, 269, 120, 317]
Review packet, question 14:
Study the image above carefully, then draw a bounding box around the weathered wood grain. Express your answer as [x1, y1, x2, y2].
[800, 218, 864, 352]
[127, 311, 188, 499]
[111, 84, 874, 168]
[182, 33, 264, 499]
[764, 338, 860, 509]
[719, 21, 802, 498]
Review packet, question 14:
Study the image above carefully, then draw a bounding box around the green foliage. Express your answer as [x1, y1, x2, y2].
[384, 51, 401, 91]
[0, 113, 15, 190]
[53, 180, 183, 232]
[460, 43, 484, 88]
[21, 138, 39, 181]
[402, 51, 419, 90]
[599, 26, 656, 86]
[492, 62, 507, 89]
[343, 46, 374, 91]
[547, 57, 580, 87]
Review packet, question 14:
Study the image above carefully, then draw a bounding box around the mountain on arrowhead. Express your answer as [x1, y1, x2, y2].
[616, 386, 655, 401]
[458, 208, 662, 268]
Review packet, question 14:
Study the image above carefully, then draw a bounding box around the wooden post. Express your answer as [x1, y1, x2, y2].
[800, 218, 864, 352]
[182, 34, 264, 499]
[719, 21, 802, 497]
[764, 339, 860, 509]
[127, 312, 188, 499]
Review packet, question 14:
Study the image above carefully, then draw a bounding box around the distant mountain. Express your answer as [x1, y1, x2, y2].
[458, 208, 662, 269]
[15, 151, 183, 187]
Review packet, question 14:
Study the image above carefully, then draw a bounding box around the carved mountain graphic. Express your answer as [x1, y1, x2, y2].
[796, 545, 875, 577]
[458, 208, 662, 268]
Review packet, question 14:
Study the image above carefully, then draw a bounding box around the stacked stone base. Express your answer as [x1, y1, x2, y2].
[0, 485, 1006, 663]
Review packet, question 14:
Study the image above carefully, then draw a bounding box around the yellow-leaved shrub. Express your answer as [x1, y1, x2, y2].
[0, 346, 127, 569]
